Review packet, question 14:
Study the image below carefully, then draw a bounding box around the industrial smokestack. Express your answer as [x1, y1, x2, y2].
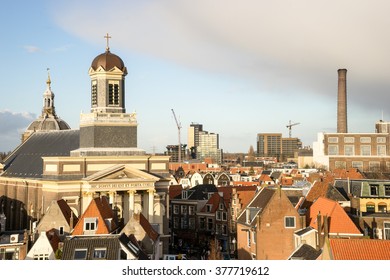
[337, 69, 348, 133]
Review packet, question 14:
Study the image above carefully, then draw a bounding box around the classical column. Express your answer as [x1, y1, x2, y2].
[108, 191, 116, 204]
[148, 189, 155, 223]
[127, 190, 136, 220]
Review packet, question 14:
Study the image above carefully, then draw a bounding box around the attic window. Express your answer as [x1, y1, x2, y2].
[74, 249, 88, 260]
[93, 248, 107, 259]
[84, 217, 97, 233]
[59, 226, 64, 235]
[206, 204, 212, 212]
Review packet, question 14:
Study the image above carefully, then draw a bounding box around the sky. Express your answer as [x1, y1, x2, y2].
[1, 0, 390, 154]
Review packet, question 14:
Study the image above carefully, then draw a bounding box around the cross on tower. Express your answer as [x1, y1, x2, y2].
[104, 33, 111, 51]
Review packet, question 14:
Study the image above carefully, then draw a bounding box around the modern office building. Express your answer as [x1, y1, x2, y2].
[187, 123, 223, 164]
[257, 133, 301, 162]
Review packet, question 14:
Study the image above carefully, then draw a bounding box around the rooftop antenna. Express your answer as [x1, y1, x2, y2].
[171, 109, 182, 163]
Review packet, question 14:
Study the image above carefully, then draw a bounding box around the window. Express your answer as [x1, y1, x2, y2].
[378, 203, 387, 213]
[328, 145, 339, 155]
[366, 202, 375, 213]
[232, 198, 236, 205]
[247, 231, 251, 247]
[369, 162, 380, 172]
[352, 161, 363, 170]
[328, 137, 339, 143]
[384, 222, 390, 240]
[216, 211, 221, 221]
[216, 224, 221, 234]
[284, 216, 296, 228]
[181, 205, 188, 215]
[93, 248, 106, 259]
[91, 81, 97, 106]
[360, 137, 371, 143]
[59, 226, 64, 235]
[108, 82, 119, 105]
[173, 217, 179, 229]
[182, 191, 188, 199]
[222, 212, 227, 221]
[173, 205, 179, 215]
[188, 206, 195, 215]
[385, 185, 390, 196]
[222, 224, 227, 235]
[377, 137, 386, 143]
[207, 218, 213, 231]
[360, 145, 371, 156]
[181, 218, 188, 229]
[335, 161, 346, 169]
[377, 145, 386, 156]
[84, 218, 97, 233]
[199, 217, 206, 230]
[33, 254, 49, 260]
[74, 249, 88, 260]
[189, 218, 195, 229]
[344, 137, 355, 143]
[219, 203, 224, 210]
[206, 204, 212, 212]
[370, 184, 379, 196]
[344, 145, 355, 156]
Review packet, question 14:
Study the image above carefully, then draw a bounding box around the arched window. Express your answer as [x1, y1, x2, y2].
[378, 202, 387, 213]
[366, 202, 375, 213]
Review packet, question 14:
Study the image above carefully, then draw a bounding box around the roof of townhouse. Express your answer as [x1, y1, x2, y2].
[288, 244, 322, 260]
[307, 197, 362, 235]
[329, 239, 390, 260]
[72, 196, 118, 235]
[236, 188, 276, 227]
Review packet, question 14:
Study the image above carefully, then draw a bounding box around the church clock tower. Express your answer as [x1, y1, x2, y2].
[75, 34, 142, 156]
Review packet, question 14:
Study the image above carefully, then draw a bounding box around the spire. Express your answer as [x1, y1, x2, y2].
[42, 68, 56, 118]
[104, 33, 111, 52]
[46, 68, 51, 88]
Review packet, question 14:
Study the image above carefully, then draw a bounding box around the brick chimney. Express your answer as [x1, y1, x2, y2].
[337, 69, 348, 133]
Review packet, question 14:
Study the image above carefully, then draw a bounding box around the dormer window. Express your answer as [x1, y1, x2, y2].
[370, 184, 379, 196]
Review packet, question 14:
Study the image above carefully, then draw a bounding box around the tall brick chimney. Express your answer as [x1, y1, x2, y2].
[337, 69, 348, 133]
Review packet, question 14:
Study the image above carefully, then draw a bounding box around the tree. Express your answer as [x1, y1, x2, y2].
[247, 145, 255, 162]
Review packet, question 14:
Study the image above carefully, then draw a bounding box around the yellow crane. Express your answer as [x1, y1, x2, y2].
[286, 120, 300, 138]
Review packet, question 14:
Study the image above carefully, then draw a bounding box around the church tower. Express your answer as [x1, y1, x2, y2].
[22, 70, 71, 142]
[74, 34, 143, 156]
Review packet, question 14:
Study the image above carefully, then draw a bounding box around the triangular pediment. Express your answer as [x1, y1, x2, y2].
[84, 164, 160, 182]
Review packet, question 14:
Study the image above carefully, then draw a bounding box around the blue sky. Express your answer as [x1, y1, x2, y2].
[1, 0, 390, 154]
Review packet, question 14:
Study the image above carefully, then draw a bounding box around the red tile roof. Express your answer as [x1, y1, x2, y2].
[329, 239, 390, 260]
[308, 197, 361, 235]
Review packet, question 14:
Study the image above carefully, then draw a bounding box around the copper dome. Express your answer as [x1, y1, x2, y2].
[91, 50, 125, 71]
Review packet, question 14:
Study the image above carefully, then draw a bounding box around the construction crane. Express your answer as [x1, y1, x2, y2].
[286, 120, 300, 138]
[171, 109, 182, 163]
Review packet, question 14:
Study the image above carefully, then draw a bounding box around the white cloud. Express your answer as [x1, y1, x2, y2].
[0, 110, 35, 152]
[23, 45, 40, 53]
[50, 1, 390, 108]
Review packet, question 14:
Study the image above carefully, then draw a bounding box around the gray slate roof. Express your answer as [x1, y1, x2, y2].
[237, 188, 275, 226]
[61, 233, 148, 260]
[288, 244, 322, 260]
[1, 130, 79, 179]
